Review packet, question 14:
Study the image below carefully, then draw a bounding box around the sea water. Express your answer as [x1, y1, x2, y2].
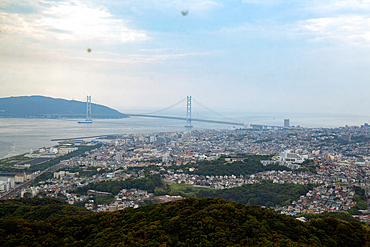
[0, 117, 223, 159]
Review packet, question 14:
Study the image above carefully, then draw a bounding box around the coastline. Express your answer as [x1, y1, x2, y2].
[1, 113, 370, 159]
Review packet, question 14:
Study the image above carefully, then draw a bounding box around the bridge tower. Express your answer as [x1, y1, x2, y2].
[86, 95, 92, 121]
[185, 96, 192, 129]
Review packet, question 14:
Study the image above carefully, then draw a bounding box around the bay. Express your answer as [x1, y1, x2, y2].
[0, 117, 224, 159]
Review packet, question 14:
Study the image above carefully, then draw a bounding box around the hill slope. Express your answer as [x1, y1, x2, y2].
[0, 95, 128, 118]
[0, 197, 369, 246]
[0, 198, 92, 220]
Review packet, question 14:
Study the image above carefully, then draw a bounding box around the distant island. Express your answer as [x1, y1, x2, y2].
[0, 95, 128, 119]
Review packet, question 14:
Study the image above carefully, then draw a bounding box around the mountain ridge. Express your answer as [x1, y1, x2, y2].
[0, 95, 128, 119]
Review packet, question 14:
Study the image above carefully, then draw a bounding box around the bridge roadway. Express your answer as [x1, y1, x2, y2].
[127, 114, 283, 129]
[50, 114, 283, 142]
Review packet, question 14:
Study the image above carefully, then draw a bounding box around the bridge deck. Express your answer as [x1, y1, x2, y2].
[127, 114, 282, 129]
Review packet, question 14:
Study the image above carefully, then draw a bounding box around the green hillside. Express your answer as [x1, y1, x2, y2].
[195, 181, 315, 207]
[0, 197, 369, 246]
[0, 198, 92, 221]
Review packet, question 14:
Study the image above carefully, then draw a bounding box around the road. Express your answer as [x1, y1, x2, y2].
[0, 162, 61, 200]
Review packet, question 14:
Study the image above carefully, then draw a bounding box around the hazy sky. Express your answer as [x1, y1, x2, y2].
[1, 0, 370, 116]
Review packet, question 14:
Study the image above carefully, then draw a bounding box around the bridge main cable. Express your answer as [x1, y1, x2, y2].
[126, 114, 245, 126]
[144, 97, 186, 115]
[126, 96, 283, 129]
[192, 97, 241, 124]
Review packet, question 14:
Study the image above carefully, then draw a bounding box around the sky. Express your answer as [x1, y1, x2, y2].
[1, 0, 370, 118]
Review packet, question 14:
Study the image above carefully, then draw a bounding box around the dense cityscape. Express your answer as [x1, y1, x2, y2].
[2, 123, 370, 224]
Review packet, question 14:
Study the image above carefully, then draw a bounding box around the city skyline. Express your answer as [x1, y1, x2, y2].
[1, 0, 370, 115]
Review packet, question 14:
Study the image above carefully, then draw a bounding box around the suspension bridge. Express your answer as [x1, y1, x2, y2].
[123, 96, 283, 130]
[51, 96, 284, 141]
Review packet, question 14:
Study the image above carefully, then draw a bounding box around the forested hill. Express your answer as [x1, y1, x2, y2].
[0, 95, 128, 118]
[0, 198, 92, 220]
[1, 197, 369, 246]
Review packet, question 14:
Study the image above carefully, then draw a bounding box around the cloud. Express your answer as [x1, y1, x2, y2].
[216, 0, 370, 48]
[155, 0, 222, 9]
[130, 0, 222, 14]
[217, 20, 299, 41]
[66, 51, 215, 64]
[304, 1, 370, 47]
[0, 43, 214, 65]
[308, 0, 370, 12]
[299, 16, 370, 46]
[0, 0, 147, 44]
[241, 0, 286, 5]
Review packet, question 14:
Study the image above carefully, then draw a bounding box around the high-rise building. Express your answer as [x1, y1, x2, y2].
[115, 152, 123, 161]
[284, 119, 290, 128]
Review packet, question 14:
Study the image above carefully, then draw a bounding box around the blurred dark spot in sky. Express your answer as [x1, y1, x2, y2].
[87, 48, 91, 53]
[181, 10, 188, 16]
